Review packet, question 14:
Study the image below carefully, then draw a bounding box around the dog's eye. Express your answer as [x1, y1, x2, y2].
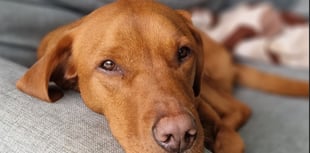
[177, 46, 192, 62]
[99, 60, 118, 71]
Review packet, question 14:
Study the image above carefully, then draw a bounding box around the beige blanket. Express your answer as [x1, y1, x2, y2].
[192, 2, 309, 69]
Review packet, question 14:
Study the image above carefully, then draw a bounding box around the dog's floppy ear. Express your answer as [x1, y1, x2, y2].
[192, 35, 204, 97]
[191, 29, 204, 97]
[177, 10, 205, 97]
[16, 23, 80, 102]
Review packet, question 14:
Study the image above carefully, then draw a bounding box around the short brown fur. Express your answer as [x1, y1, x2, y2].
[16, 1, 309, 153]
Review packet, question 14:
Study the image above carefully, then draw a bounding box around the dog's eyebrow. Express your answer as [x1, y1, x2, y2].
[94, 45, 125, 58]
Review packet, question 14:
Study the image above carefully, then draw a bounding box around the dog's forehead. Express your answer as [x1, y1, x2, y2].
[126, 5, 189, 35]
[82, 1, 190, 39]
[108, 12, 190, 50]
[75, 1, 193, 60]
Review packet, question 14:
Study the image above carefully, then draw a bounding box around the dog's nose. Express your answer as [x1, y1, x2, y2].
[153, 114, 197, 153]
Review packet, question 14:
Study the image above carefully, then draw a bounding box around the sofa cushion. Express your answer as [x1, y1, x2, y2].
[0, 56, 308, 153]
[236, 58, 309, 153]
[0, 57, 124, 153]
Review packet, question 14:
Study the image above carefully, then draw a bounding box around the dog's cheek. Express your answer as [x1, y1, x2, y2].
[78, 76, 108, 114]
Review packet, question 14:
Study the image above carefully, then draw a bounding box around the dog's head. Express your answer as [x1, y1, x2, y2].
[17, 0, 206, 152]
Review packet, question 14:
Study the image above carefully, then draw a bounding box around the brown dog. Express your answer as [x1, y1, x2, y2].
[16, 0, 309, 153]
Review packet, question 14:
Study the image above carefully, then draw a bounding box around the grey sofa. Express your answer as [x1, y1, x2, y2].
[0, 0, 309, 153]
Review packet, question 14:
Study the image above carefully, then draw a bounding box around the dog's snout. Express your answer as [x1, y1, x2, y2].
[153, 114, 197, 153]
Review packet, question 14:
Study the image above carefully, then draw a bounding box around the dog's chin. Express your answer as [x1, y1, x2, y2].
[122, 146, 205, 153]
[112, 131, 204, 153]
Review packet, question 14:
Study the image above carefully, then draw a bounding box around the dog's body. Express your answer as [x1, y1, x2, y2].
[16, 0, 309, 153]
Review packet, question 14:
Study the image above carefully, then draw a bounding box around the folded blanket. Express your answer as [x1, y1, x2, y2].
[192, 2, 309, 69]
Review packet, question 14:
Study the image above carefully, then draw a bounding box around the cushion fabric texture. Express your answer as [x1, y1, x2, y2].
[0, 57, 124, 153]
[0, 56, 308, 153]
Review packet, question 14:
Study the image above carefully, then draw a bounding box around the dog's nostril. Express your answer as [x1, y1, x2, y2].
[153, 114, 197, 153]
[185, 129, 197, 143]
[162, 134, 173, 143]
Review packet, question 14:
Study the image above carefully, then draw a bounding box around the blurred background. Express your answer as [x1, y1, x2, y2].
[0, 0, 308, 68]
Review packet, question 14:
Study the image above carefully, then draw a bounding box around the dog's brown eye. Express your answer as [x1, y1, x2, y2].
[178, 46, 191, 62]
[100, 60, 117, 71]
